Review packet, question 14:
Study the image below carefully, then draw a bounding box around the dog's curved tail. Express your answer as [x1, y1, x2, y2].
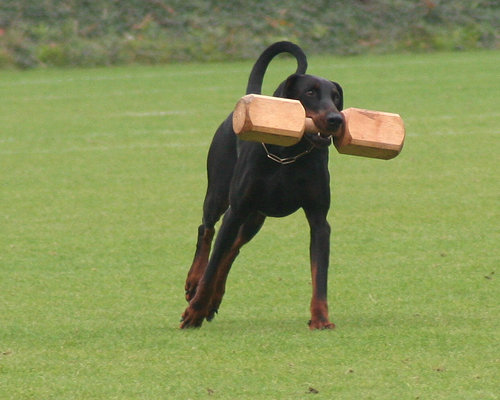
[245, 41, 307, 95]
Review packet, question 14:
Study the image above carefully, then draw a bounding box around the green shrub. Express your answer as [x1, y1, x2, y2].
[0, 47, 12, 68]
[37, 43, 67, 66]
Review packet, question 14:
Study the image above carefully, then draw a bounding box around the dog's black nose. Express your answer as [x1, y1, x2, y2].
[326, 113, 344, 130]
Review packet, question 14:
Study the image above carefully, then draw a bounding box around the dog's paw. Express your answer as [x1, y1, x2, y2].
[179, 306, 205, 329]
[206, 308, 218, 322]
[308, 319, 336, 330]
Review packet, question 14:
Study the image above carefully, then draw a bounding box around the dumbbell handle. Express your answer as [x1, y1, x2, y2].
[304, 117, 320, 134]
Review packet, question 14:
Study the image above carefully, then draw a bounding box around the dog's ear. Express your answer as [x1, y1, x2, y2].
[273, 74, 301, 98]
[332, 81, 344, 111]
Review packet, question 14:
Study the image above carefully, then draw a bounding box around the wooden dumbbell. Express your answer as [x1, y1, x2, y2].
[232, 94, 405, 160]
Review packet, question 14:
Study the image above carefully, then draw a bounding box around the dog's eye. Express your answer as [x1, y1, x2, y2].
[305, 89, 315, 96]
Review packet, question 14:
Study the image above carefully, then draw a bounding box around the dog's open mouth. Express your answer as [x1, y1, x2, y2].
[305, 132, 333, 148]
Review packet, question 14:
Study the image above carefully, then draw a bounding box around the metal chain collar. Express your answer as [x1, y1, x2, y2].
[261, 142, 315, 165]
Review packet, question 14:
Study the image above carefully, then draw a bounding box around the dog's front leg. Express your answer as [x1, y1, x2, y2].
[305, 208, 335, 330]
[180, 208, 244, 328]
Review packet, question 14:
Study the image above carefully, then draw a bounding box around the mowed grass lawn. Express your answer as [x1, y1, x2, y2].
[1, 50, 498, 399]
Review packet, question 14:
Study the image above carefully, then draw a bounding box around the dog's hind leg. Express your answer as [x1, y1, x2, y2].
[181, 209, 265, 328]
[184, 118, 237, 302]
[206, 211, 266, 321]
[185, 224, 215, 301]
[181, 207, 243, 327]
[184, 192, 229, 302]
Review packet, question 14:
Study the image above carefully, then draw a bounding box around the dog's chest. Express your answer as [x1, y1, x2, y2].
[254, 168, 317, 217]
[259, 183, 300, 217]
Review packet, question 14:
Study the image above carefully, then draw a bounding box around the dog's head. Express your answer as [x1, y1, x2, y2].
[275, 74, 344, 147]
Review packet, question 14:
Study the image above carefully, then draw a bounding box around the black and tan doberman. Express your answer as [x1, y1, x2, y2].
[181, 41, 344, 329]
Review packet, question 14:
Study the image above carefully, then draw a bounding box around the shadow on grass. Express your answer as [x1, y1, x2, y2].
[166, 309, 443, 337]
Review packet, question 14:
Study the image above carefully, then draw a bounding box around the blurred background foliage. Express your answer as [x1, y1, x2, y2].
[0, 0, 498, 68]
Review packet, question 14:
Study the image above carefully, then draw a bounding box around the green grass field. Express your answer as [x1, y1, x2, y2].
[1, 50, 499, 399]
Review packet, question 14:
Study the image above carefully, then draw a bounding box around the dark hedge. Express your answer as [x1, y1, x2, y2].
[0, 0, 498, 68]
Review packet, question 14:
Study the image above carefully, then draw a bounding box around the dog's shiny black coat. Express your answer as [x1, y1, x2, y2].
[181, 42, 343, 329]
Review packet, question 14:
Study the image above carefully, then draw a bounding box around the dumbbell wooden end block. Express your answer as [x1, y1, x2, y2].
[233, 94, 305, 146]
[335, 108, 405, 160]
[233, 94, 405, 159]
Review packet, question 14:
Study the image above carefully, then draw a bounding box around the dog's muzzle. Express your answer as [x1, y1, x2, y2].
[305, 112, 344, 148]
[326, 112, 344, 133]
